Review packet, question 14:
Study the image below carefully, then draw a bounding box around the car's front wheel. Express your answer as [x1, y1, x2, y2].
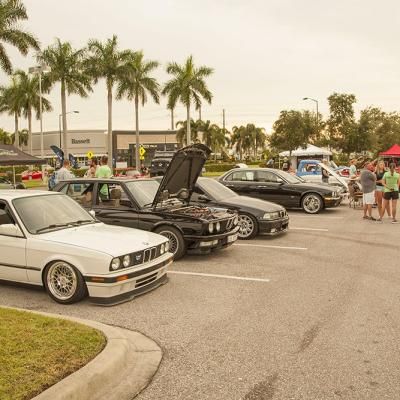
[44, 261, 87, 304]
[238, 213, 258, 239]
[154, 225, 186, 260]
[301, 193, 323, 214]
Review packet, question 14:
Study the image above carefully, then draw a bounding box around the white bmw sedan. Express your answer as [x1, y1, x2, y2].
[0, 191, 172, 305]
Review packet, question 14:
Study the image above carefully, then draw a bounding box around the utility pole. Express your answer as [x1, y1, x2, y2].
[223, 109, 226, 131]
[170, 108, 174, 131]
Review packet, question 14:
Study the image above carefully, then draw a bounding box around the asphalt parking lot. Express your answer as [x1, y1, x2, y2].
[1, 202, 400, 400]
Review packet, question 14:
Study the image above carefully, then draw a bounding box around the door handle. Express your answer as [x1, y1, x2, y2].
[256, 185, 268, 188]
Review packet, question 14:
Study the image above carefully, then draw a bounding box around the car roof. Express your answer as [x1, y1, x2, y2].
[0, 190, 60, 200]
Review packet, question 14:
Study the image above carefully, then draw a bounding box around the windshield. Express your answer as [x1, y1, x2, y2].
[13, 194, 95, 234]
[125, 180, 159, 207]
[277, 170, 303, 184]
[198, 178, 238, 201]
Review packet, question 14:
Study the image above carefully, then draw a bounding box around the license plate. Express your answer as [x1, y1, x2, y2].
[227, 234, 238, 243]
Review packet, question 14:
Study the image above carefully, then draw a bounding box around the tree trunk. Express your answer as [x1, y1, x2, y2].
[107, 85, 113, 168]
[135, 95, 140, 171]
[14, 113, 19, 149]
[186, 104, 191, 146]
[171, 108, 174, 131]
[28, 108, 32, 154]
[61, 80, 68, 155]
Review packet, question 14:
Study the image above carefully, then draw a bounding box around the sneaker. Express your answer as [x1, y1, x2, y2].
[392, 219, 398, 224]
[376, 218, 383, 223]
[370, 217, 377, 221]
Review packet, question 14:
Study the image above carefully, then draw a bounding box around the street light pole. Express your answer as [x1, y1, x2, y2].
[303, 97, 319, 135]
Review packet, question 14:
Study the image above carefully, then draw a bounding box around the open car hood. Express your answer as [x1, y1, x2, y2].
[152, 144, 211, 207]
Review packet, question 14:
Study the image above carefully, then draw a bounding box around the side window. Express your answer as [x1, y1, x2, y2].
[64, 183, 94, 207]
[256, 171, 280, 183]
[0, 202, 14, 226]
[96, 183, 130, 208]
[230, 171, 255, 181]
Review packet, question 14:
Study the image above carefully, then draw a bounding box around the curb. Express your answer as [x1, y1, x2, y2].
[3, 307, 162, 400]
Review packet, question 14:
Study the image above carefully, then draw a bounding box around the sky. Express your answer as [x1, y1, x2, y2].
[1, 0, 400, 134]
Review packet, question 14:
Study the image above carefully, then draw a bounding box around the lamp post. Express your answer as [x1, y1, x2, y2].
[59, 111, 79, 149]
[29, 64, 51, 179]
[302, 97, 319, 135]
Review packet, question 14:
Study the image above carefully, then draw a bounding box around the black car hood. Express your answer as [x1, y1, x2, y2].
[217, 195, 284, 213]
[152, 144, 211, 207]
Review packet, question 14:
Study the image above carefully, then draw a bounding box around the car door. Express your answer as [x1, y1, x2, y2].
[93, 182, 139, 228]
[0, 201, 28, 282]
[221, 170, 257, 196]
[252, 170, 286, 203]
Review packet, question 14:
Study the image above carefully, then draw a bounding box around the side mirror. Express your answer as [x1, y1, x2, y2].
[0, 223, 23, 237]
[89, 210, 96, 218]
[198, 194, 211, 202]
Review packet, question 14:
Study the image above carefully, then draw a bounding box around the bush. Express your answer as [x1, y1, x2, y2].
[204, 163, 236, 172]
[71, 168, 87, 178]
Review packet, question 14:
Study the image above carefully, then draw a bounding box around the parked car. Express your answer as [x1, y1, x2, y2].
[0, 190, 172, 305]
[21, 170, 43, 181]
[54, 144, 239, 259]
[193, 177, 289, 239]
[218, 168, 342, 214]
[149, 150, 176, 177]
[0, 176, 24, 189]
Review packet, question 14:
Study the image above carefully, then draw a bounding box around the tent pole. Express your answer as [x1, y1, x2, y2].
[13, 165, 16, 186]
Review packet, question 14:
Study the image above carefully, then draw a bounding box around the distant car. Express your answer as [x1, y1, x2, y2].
[0, 176, 24, 190]
[54, 144, 239, 259]
[21, 170, 42, 181]
[234, 163, 248, 169]
[149, 150, 176, 177]
[0, 190, 172, 305]
[193, 177, 289, 239]
[218, 168, 342, 214]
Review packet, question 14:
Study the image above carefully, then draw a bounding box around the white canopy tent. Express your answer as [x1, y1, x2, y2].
[279, 144, 332, 158]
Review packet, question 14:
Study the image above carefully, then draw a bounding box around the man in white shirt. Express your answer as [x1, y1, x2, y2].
[55, 160, 75, 183]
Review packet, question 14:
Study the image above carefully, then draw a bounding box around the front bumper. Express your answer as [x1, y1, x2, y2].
[85, 255, 173, 306]
[185, 226, 240, 254]
[258, 217, 289, 235]
[324, 196, 342, 208]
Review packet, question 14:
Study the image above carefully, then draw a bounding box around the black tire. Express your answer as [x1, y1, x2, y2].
[301, 193, 323, 214]
[43, 261, 87, 304]
[154, 225, 186, 260]
[237, 213, 258, 239]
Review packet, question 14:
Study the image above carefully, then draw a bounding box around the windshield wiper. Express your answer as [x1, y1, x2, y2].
[72, 219, 96, 225]
[35, 223, 73, 233]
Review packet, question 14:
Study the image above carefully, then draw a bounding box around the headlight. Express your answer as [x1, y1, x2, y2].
[263, 213, 273, 220]
[164, 241, 170, 252]
[208, 222, 214, 233]
[215, 221, 221, 232]
[110, 257, 121, 271]
[122, 255, 131, 267]
[160, 243, 165, 254]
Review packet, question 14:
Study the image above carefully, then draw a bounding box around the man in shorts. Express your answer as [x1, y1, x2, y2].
[382, 163, 400, 223]
[359, 163, 376, 220]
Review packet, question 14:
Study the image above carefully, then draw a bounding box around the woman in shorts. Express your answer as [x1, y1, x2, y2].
[375, 160, 389, 221]
[381, 163, 400, 223]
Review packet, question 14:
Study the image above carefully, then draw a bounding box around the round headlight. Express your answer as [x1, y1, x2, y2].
[208, 222, 214, 233]
[122, 255, 131, 268]
[111, 257, 121, 270]
[160, 243, 165, 254]
[164, 241, 170, 252]
[215, 221, 221, 232]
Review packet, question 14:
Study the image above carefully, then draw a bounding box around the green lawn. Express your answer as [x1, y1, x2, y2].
[0, 308, 106, 400]
[23, 180, 46, 189]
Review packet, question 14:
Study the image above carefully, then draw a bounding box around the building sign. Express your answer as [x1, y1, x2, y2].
[72, 138, 90, 144]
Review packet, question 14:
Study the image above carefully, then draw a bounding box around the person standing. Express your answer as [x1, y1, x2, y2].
[375, 160, 390, 221]
[381, 163, 400, 223]
[359, 163, 376, 220]
[95, 155, 112, 178]
[55, 160, 75, 184]
[321, 160, 330, 184]
[282, 157, 291, 172]
[349, 159, 357, 179]
[85, 158, 99, 178]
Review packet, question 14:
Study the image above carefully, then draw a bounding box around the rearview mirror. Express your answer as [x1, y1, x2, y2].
[0, 223, 23, 237]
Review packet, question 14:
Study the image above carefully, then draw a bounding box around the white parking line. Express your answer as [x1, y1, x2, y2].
[168, 271, 270, 282]
[290, 227, 329, 232]
[234, 243, 307, 250]
[289, 215, 343, 220]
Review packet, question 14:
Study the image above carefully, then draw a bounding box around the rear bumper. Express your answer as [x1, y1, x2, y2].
[185, 227, 239, 254]
[258, 217, 289, 235]
[86, 256, 172, 306]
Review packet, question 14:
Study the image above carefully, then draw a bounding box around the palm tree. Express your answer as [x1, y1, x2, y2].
[38, 38, 92, 155]
[163, 55, 213, 146]
[13, 70, 52, 154]
[175, 119, 202, 146]
[85, 35, 131, 166]
[11, 128, 28, 146]
[231, 125, 247, 160]
[0, 75, 22, 148]
[209, 126, 226, 161]
[0, 128, 11, 144]
[0, 0, 39, 74]
[116, 51, 160, 170]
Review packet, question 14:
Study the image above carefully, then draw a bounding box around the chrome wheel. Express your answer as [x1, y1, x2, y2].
[238, 214, 256, 239]
[46, 262, 78, 301]
[159, 230, 179, 255]
[302, 194, 322, 214]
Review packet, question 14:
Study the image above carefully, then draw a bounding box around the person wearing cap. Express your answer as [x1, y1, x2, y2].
[359, 162, 377, 221]
[381, 162, 400, 223]
[282, 157, 291, 172]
